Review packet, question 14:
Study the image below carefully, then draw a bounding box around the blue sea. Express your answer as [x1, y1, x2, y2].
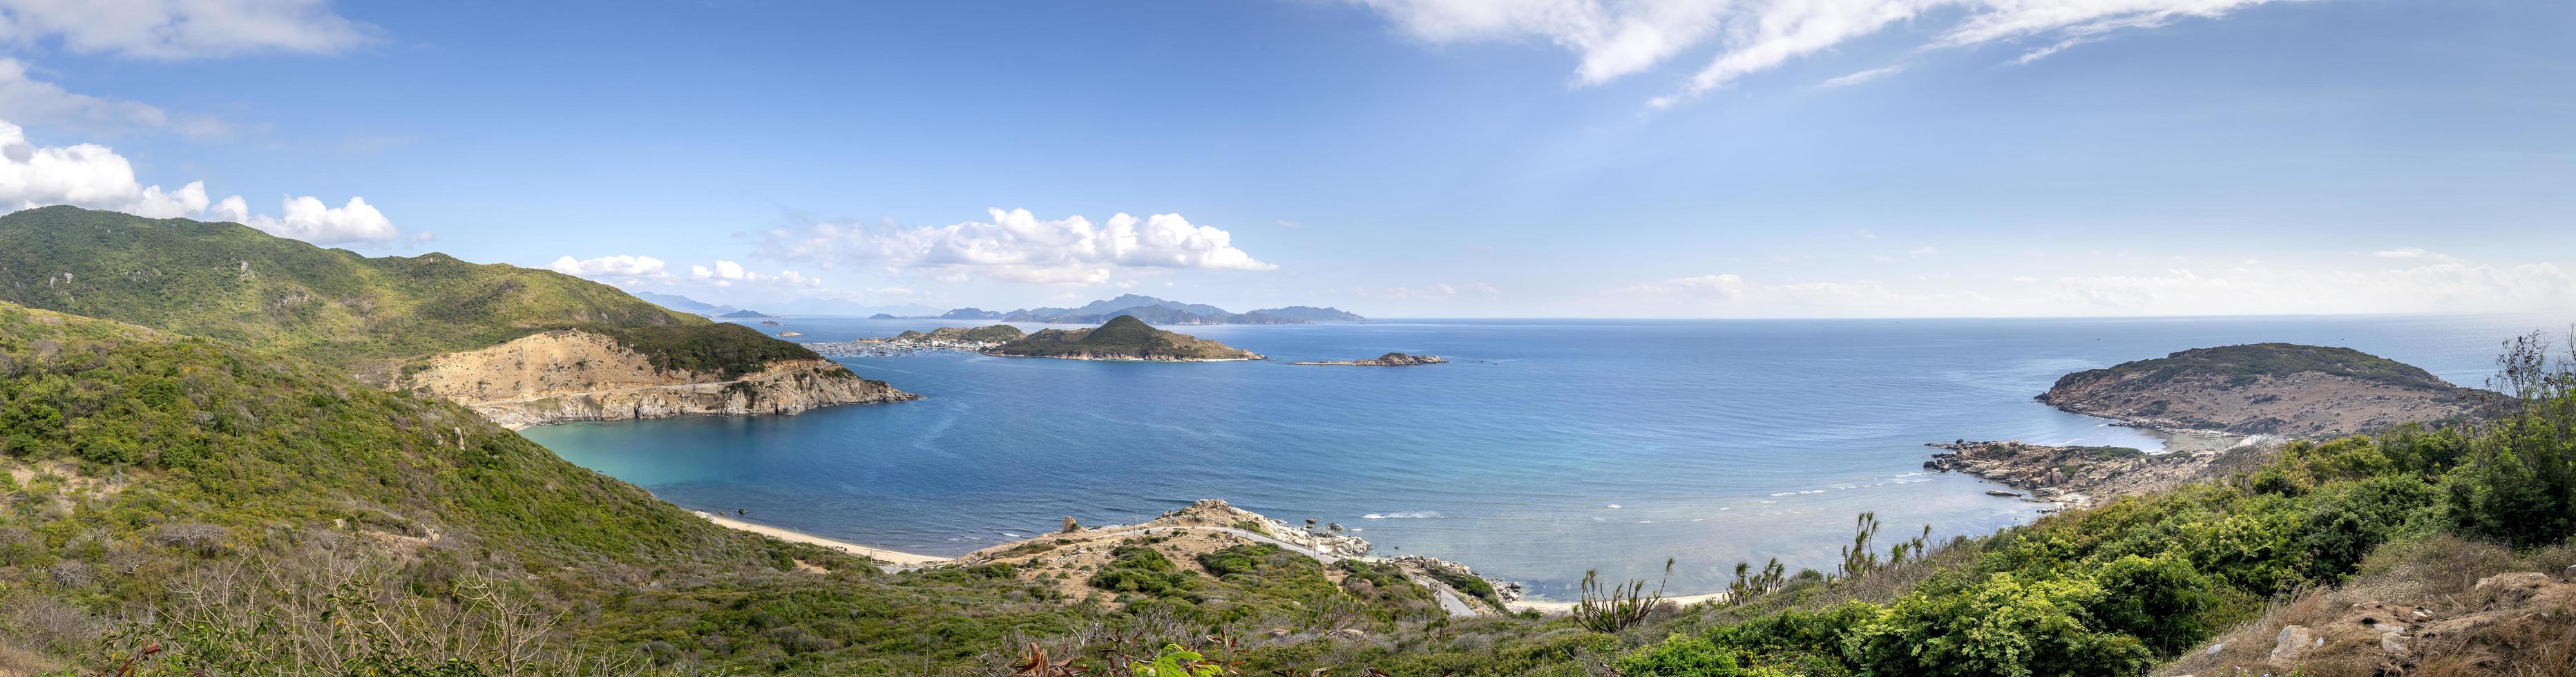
[522, 313, 2562, 598]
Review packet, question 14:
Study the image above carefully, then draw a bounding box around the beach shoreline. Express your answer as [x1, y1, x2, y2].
[698, 512, 952, 567]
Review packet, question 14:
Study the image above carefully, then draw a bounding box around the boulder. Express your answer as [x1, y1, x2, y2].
[2271, 624, 2319, 660]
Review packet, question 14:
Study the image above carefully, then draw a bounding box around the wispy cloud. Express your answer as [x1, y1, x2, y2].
[0, 0, 379, 60]
[0, 58, 229, 137]
[1347, 0, 2305, 106]
[1611, 250, 2576, 317]
[1818, 64, 1907, 88]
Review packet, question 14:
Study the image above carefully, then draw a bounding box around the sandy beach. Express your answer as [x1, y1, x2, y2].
[699, 512, 951, 566]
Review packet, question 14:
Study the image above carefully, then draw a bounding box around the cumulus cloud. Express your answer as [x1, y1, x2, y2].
[691, 259, 820, 288]
[0, 0, 376, 59]
[1348, 0, 2301, 106]
[757, 208, 1275, 285]
[0, 120, 401, 244]
[218, 195, 394, 245]
[1612, 251, 2576, 317]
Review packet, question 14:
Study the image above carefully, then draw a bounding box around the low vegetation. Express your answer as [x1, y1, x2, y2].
[2057, 343, 2465, 392]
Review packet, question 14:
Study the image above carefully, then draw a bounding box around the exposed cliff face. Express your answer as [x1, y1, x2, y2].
[403, 330, 916, 428]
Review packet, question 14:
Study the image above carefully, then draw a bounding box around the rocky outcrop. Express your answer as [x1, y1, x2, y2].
[2039, 344, 2492, 437]
[1925, 440, 2252, 508]
[403, 330, 917, 428]
[1292, 352, 1447, 366]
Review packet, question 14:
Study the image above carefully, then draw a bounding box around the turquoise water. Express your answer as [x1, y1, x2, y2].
[524, 313, 2557, 597]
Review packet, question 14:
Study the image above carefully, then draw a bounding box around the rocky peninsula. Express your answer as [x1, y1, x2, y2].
[1292, 352, 1447, 366]
[1923, 439, 2259, 508]
[982, 315, 1263, 361]
[2039, 343, 2494, 438]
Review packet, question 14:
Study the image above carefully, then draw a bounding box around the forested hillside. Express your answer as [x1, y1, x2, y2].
[0, 207, 815, 380]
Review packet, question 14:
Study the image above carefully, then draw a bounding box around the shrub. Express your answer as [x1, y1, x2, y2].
[1844, 573, 2153, 677]
[2085, 555, 2219, 656]
[1088, 546, 1196, 598]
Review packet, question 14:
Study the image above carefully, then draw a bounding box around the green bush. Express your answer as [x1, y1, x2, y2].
[1844, 573, 2152, 677]
[2086, 555, 2219, 656]
[1089, 546, 1197, 598]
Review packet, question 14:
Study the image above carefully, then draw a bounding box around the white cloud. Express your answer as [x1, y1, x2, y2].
[550, 254, 668, 279]
[0, 58, 228, 136]
[689, 258, 820, 289]
[1818, 64, 1907, 88]
[0, 117, 211, 216]
[548, 254, 822, 292]
[1349, 0, 2300, 106]
[0, 0, 376, 60]
[0, 120, 400, 244]
[225, 194, 394, 245]
[758, 207, 1275, 286]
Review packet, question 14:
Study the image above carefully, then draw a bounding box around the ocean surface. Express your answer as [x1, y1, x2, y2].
[523, 313, 2563, 598]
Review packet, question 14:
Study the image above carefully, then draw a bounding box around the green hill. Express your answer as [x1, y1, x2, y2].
[0, 206, 815, 379]
[2052, 343, 2458, 392]
[982, 315, 1263, 361]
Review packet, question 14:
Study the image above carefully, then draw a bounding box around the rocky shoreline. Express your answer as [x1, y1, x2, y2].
[1292, 352, 1447, 366]
[1923, 439, 2257, 508]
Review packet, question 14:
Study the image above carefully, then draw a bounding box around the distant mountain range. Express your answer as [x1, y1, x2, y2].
[895, 294, 1364, 325]
[629, 292, 953, 318]
[630, 291, 743, 316]
[764, 298, 946, 317]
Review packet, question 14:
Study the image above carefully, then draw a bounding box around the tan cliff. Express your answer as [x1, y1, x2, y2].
[401, 330, 917, 428]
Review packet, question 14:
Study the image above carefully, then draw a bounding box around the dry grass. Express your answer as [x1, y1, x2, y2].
[2157, 535, 2576, 677]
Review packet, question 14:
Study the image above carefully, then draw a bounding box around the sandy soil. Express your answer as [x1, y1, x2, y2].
[699, 513, 951, 566]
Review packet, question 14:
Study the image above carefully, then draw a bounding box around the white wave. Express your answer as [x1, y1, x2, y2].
[1360, 511, 1443, 519]
[1605, 504, 1622, 508]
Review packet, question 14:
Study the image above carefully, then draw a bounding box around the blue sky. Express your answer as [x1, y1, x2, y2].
[2, 0, 2570, 317]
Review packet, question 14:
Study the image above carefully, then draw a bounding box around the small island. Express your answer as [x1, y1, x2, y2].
[718, 309, 774, 319]
[982, 315, 1263, 361]
[1292, 352, 1447, 366]
[759, 320, 783, 326]
[897, 325, 1027, 345]
[2039, 343, 2494, 438]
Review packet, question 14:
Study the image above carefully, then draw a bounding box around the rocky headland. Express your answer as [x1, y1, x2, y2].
[2039, 343, 2494, 438]
[982, 315, 1263, 361]
[1923, 439, 2267, 508]
[403, 330, 917, 428]
[1292, 352, 1447, 366]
